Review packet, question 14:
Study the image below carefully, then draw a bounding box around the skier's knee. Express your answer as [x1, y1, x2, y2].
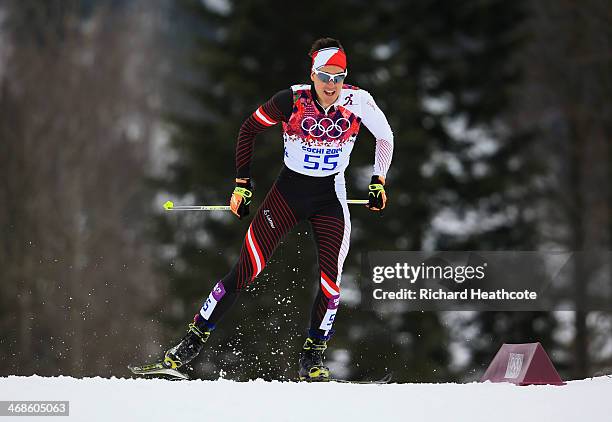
[319, 271, 340, 298]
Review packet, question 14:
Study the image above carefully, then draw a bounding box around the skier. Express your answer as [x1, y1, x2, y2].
[163, 37, 393, 381]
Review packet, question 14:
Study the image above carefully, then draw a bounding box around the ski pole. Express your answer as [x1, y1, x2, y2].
[163, 199, 368, 211]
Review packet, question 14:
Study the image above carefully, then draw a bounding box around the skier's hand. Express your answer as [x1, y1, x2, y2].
[230, 178, 253, 219]
[366, 175, 387, 211]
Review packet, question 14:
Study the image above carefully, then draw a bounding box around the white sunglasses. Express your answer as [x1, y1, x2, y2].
[313, 69, 348, 84]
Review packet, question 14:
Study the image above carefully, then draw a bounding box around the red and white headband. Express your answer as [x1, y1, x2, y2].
[311, 47, 347, 72]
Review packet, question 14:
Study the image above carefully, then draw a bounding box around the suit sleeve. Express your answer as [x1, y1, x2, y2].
[360, 91, 394, 179]
[235, 89, 293, 179]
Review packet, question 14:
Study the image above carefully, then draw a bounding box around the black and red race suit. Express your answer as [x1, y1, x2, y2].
[197, 83, 393, 340]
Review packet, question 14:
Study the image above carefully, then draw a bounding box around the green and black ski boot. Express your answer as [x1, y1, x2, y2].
[163, 320, 211, 370]
[298, 337, 330, 381]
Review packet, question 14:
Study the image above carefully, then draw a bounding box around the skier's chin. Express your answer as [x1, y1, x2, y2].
[318, 88, 339, 104]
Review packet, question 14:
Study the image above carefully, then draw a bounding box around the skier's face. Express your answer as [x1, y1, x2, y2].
[310, 64, 346, 106]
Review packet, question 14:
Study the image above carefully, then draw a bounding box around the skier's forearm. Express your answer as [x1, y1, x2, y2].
[373, 137, 393, 179]
[360, 91, 394, 179]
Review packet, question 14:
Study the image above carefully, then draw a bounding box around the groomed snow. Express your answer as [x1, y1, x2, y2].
[1, 375, 610, 421]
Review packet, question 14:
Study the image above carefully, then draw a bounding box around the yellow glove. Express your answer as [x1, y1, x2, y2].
[367, 175, 387, 211]
[230, 178, 253, 219]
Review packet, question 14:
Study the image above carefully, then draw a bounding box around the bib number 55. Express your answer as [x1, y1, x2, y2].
[303, 153, 339, 171]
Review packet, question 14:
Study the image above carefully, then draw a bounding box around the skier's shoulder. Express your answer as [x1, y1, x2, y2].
[344, 84, 375, 100]
[338, 85, 379, 117]
[342, 83, 361, 92]
[340, 84, 377, 104]
[290, 83, 311, 94]
[267, 88, 293, 120]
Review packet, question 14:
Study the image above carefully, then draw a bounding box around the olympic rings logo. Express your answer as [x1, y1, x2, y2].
[301, 116, 351, 139]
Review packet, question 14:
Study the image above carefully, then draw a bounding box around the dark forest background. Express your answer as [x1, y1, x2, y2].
[1, 0, 611, 382]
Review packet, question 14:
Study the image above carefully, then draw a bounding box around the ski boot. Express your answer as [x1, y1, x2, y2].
[298, 336, 330, 381]
[163, 316, 212, 369]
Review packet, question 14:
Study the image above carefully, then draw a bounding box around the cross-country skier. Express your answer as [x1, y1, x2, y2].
[163, 37, 394, 381]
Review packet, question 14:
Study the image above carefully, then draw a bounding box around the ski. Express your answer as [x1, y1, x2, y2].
[130, 362, 392, 384]
[128, 362, 190, 381]
[299, 373, 393, 384]
[329, 373, 392, 384]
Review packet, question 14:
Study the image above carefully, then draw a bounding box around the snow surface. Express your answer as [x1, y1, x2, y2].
[1, 375, 611, 421]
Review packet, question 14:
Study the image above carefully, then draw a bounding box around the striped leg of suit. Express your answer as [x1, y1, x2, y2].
[199, 183, 298, 326]
[196, 166, 348, 341]
[308, 179, 350, 339]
